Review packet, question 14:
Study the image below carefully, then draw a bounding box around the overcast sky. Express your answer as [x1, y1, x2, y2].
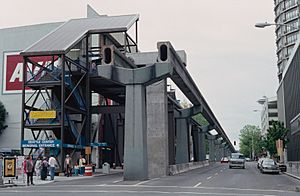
[0, 0, 277, 147]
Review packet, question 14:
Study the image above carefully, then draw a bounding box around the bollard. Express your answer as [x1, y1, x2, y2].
[84, 165, 93, 176]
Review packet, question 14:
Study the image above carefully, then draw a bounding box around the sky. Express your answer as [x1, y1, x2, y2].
[0, 0, 278, 148]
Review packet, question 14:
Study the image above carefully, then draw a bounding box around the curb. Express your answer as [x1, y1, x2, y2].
[283, 172, 300, 180]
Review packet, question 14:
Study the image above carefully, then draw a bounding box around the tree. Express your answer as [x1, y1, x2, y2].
[239, 125, 263, 158]
[262, 120, 288, 157]
[0, 101, 7, 134]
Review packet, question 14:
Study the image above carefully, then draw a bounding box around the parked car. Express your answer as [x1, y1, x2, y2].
[260, 159, 280, 174]
[277, 163, 287, 172]
[245, 157, 251, 162]
[229, 153, 245, 169]
[221, 157, 229, 163]
[257, 158, 267, 169]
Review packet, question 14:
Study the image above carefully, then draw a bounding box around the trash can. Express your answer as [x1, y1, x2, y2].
[102, 162, 110, 174]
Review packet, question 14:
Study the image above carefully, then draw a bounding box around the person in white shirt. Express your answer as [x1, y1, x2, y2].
[48, 156, 57, 180]
[78, 155, 86, 176]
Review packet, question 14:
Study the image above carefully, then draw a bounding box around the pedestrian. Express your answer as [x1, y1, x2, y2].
[78, 155, 86, 176]
[25, 156, 34, 186]
[64, 154, 72, 177]
[48, 155, 57, 180]
[74, 163, 79, 176]
[41, 157, 48, 180]
[35, 157, 42, 179]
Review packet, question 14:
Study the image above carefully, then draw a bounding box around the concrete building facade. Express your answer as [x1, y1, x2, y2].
[257, 96, 278, 135]
[274, 0, 300, 162]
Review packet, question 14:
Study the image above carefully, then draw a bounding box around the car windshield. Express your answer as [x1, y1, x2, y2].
[231, 154, 244, 159]
[263, 160, 275, 165]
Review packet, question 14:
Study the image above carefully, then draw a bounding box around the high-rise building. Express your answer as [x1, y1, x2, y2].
[257, 96, 278, 136]
[275, 0, 300, 162]
[274, 0, 299, 81]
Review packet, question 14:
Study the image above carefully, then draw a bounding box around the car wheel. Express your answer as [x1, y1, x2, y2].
[242, 166, 245, 169]
[229, 166, 232, 169]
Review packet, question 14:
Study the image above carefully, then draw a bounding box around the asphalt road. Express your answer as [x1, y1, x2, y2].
[1, 162, 300, 196]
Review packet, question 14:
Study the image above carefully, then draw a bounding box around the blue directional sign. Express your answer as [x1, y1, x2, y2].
[21, 140, 61, 148]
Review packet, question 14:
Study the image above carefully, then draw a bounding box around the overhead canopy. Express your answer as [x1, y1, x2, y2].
[21, 14, 139, 56]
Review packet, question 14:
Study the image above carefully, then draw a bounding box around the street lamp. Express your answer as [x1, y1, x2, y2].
[255, 22, 298, 30]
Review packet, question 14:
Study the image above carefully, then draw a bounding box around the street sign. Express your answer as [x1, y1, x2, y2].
[29, 110, 56, 119]
[85, 147, 91, 155]
[21, 140, 61, 148]
[4, 157, 16, 177]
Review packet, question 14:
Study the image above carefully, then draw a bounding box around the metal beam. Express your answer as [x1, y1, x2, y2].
[91, 105, 125, 114]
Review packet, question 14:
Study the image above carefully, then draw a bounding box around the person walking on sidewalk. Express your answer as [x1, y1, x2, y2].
[34, 157, 42, 179]
[48, 155, 57, 181]
[25, 156, 34, 186]
[64, 154, 72, 177]
[41, 157, 48, 180]
[78, 155, 86, 176]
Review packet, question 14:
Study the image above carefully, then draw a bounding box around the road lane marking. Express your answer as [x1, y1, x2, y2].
[133, 177, 160, 186]
[193, 182, 202, 187]
[220, 170, 223, 172]
[0, 189, 277, 196]
[29, 184, 293, 194]
[206, 176, 212, 180]
[214, 173, 218, 176]
[113, 180, 122, 183]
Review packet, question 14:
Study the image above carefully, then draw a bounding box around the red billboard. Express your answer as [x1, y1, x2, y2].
[3, 52, 55, 94]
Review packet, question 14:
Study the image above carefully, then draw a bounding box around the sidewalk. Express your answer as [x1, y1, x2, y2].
[1, 168, 123, 188]
[283, 162, 300, 181]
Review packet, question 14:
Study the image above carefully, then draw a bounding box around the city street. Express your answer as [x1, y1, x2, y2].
[1, 162, 300, 196]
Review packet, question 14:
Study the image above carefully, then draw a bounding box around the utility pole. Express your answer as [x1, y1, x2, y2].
[0, 154, 3, 187]
[251, 130, 255, 160]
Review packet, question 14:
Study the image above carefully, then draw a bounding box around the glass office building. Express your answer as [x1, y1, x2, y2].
[274, 0, 299, 81]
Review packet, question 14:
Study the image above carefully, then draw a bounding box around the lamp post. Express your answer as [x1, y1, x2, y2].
[255, 22, 299, 30]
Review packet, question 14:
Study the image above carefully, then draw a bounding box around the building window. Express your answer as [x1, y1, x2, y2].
[285, 8, 299, 21]
[286, 32, 298, 44]
[285, 0, 297, 9]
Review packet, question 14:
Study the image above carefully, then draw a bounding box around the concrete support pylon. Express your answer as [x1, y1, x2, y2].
[208, 135, 216, 162]
[175, 118, 189, 164]
[215, 140, 221, 162]
[199, 131, 206, 161]
[146, 80, 169, 178]
[192, 126, 206, 162]
[123, 84, 148, 180]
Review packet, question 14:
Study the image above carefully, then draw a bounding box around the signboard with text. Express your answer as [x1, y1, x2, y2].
[4, 157, 16, 177]
[29, 110, 56, 119]
[21, 140, 61, 148]
[2, 52, 57, 94]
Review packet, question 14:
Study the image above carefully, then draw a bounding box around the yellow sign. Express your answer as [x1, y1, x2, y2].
[4, 157, 16, 177]
[85, 147, 92, 155]
[29, 110, 56, 119]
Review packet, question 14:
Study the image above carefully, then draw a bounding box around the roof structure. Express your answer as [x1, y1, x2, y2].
[21, 14, 139, 56]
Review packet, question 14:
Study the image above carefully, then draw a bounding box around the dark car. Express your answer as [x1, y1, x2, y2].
[260, 159, 280, 174]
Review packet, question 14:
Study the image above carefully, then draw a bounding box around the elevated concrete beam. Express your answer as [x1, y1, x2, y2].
[98, 62, 172, 85]
[156, 41, 235, 152]
[175, 105, 203, 119]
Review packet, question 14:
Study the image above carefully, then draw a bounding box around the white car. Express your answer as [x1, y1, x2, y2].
[229, 153, 245, 169]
